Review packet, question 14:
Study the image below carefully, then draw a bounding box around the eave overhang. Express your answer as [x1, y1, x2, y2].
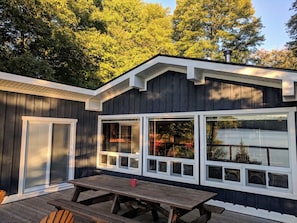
[1, 55, 297, 112]
[0, 71, 94, 105]
[89, 55, 297, 111]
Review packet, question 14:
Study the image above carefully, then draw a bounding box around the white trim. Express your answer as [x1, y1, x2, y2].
[3, 56, 297, 112]
[18, 116, 77, 199]
[206, 199, 297, 223]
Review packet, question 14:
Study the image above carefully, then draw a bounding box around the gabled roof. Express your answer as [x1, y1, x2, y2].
[1, 55, 297, 111]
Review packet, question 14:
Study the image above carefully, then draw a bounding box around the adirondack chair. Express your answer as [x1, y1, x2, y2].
[40, 210, 74, 223]
[0, 190, 6, 204]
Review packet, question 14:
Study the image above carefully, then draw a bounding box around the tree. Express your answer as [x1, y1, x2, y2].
[0, 0, 105, 89]
[287, 0, 297, 55]
[173, 0, 264, 62]
[250, 48, 297, 69]
[97, 0, 176, 81]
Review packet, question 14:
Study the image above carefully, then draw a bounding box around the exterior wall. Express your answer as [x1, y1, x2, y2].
[102, 71, 285, 115]
[100, 71, 297, 216]
[0, 90, 100, 196]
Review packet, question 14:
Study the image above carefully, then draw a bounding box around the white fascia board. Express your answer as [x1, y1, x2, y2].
[0, 71, 94, 96]
[90, 56, 297, 111]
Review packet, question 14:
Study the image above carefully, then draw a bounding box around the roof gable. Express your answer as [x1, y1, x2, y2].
[1, 55, 297, 111]
[87, 55, 297, 111]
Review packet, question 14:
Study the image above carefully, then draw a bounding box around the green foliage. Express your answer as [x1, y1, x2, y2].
[5, 0, 296, 88]
[173, 0, 264, 62]
[287, 0, 297, 55]
[97, 0, 176, 81]
[250, 48, 297, 69]
[0, 0, 104, 88]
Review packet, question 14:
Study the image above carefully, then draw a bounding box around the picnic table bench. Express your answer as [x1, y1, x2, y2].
[48, 175, 224, 223]
[48, 198, 140, 223]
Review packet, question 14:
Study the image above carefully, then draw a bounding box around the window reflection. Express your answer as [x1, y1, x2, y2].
[102, 120, 139, 154]
[206, 114, 289, 167]
[149, 119, 194, 159]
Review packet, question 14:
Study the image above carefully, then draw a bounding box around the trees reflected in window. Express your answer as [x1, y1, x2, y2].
[149, 119, 194, 159]
[102, 120, 140, 154]
[206, 114, 289, 167]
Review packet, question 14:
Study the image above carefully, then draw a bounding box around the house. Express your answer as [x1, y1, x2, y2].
[1, 54, 297, 222]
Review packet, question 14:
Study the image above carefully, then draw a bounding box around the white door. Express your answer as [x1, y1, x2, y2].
[20, 117, 76, 194]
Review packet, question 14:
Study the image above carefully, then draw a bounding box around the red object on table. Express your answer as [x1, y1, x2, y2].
[130, 178, 137, 187]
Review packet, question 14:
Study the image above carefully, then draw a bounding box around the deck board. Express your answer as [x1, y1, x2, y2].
[0, 189, 280, 223]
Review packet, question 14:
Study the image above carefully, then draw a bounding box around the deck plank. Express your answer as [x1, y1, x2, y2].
[0, 189, 280, 223]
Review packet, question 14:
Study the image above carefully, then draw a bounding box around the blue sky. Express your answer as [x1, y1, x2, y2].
[144, 0, 295, 51]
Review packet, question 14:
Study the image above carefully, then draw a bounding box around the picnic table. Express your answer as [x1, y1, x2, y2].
[48, 174, 222, 223]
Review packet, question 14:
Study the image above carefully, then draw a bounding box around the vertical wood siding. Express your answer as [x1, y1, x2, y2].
[0, 91, 100, 195]
[100, 70, 297, 216]
[102, 71, 286, 115]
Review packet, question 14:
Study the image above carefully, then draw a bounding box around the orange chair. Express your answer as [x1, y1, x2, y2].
[0, 190, 6, 204]
[40, 210, 74, 223]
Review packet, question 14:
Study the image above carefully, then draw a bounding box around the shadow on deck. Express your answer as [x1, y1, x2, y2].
[0, 188, 280, 223]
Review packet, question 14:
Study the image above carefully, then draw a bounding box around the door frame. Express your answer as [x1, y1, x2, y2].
[18, 116, 77, 198]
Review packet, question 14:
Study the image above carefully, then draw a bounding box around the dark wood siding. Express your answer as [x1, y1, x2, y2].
[100, 71, 297, 216]
[0, 90, 100, 195]
[102, 71, 286, 115]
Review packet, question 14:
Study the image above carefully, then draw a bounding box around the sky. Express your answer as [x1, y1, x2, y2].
[144, 0, 295, 51]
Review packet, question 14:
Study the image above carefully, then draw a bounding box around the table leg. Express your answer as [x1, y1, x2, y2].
[71, 186, 83, 202]
[111, 194, 121, 214]
[168, 208, 178, 223]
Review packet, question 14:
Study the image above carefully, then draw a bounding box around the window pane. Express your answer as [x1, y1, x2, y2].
[120, 156, 128, 168]
[109, 156, 117, 166]
[158, 161, 167, 172]
[183, 164, 194, 176]
[100, 154, 107, 165]
[206, 114, 289, 167]
[268, 173, 288, 188]
[225, 168, 240, 182]
[247, 170, 266, 186]
[50, 124, 70, 185]
[207, 166, 222, 180]
[130, 158, 139, 168]
[25, 123, 49, 189]
[148, 159, 156, 172]
[102, 120, 139, 154]
[171, 162, 181, 176]
[149, 119, 194, 159]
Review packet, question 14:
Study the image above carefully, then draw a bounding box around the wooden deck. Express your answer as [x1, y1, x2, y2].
[0, 188, 280, 223]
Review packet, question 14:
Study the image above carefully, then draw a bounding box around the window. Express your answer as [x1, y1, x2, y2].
[206, 114, 289, 167]
[98, 118, 141, 174]
[144, 117, 197, 183]
[149, 119, 194, 159]
[19, 117, 76, 195]
[202, 109, 296, 195]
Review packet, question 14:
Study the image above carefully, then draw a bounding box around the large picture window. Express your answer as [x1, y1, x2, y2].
[144, 117, 197, 183]
[98, 118, 141, 174]
[149, 119, 194, 159]
[203, 110, 295, 194]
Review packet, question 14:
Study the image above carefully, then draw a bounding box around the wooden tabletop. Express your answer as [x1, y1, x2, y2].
[69, 175, 216, 210]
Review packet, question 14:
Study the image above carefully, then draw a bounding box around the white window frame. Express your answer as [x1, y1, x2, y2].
[97, 115, 143, 175]
[18, 116, 77, 198]
[199, 107, 297, 199]
[142, 113, 199, 184]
